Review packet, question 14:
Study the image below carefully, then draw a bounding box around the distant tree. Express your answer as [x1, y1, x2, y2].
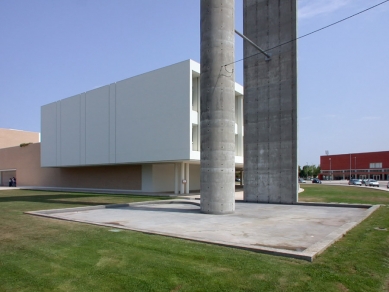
[300, 164, 320, 178]
[313, 165, 321, 177]
[298, 165, 304, 178]
[302, 165, 310, 178]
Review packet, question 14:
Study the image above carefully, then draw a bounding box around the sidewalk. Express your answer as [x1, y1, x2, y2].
[0, 187, 21, 190]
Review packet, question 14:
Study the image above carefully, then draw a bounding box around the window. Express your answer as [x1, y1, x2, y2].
[192, 77, 199, 111]
[370, 163, 382, 169]
[192, 125, 199, 151]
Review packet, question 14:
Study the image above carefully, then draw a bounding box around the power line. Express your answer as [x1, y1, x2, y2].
[228, 0, 389, 66]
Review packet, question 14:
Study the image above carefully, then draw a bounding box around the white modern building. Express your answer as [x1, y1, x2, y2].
[40, 60, 244, 194]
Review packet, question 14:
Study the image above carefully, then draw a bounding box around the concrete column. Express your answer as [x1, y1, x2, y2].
[180, 162, 185, 194]
[185, 163, 190, 194]
[243, 0, 298, 203]
[174, 163, 179, 194]
[141, 164, 153, 192]
[200, 0, 235, 214]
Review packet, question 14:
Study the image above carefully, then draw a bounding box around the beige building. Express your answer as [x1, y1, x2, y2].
[0, 142, 142, 189]
[0, 128, 40, 149]
[0, 128, 40, 186]
[0, 129, 141, 189]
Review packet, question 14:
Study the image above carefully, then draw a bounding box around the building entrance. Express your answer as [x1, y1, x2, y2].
[0, 169, 16, 186]
[373, 175, 381, 180]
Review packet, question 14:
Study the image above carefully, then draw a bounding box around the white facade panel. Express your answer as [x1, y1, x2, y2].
[191, 110, 198, 125]
[60, 94, 81, 166]
[40, 59, 243, 185]
[85, 86, 110, 165]
[235, 83, 243, 95]
[141, 164, 153, 192]
[190, 151, 200, 160]
[80, 93, 86, 164]
[56, 102, 61, 166]
[190, 63, 201, 160]
[115, 60, 191, 163]
[109, 83, 116, 163]
[41, 102, 58, 166]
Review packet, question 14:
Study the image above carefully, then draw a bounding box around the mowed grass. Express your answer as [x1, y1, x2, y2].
[299, 184, 389, 205]
[0, 187, 388, 292]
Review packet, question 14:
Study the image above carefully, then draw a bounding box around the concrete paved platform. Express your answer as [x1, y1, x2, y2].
[26, 200, 378, 261]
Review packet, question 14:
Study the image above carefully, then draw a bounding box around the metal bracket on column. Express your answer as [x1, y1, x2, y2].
[234, 29, 271, 61]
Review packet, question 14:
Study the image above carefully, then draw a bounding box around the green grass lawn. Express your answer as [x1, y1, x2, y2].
[0, 187, 388, 291]
[299, 184, 389, 205]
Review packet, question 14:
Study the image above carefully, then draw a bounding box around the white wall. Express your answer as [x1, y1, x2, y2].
[141, 164, 153, 192]
[40, 59, 244, 193]
[41, 60, 195, 167]
[115, 61, 191, 163]
[142, 163, 175, 193]
[60, 94, 81, 166]
[41, 102, 57, 167]
[85, 86, 110, 165]
[190, 64, 200, 159]
[141, 162, 200, 192]
[189, 163, 200, 190]
[152, 164, 175, 192]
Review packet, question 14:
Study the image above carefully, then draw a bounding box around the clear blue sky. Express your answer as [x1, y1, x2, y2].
[1, 0, 388, 166]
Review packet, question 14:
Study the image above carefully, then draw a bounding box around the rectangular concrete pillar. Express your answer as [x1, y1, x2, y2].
[180, 162, 185, 194]
[243, 0, 298, 203]
[174, 163, 179, 194]
[185, 163, 190, 194]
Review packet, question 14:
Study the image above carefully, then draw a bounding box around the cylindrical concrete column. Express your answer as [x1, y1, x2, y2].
[200, 0, 235, 214]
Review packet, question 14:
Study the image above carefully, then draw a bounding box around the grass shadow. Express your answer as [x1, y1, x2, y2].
[0, 190, 170, 208]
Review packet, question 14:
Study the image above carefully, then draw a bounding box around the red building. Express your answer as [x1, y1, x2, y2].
[319, 151, 389, 181]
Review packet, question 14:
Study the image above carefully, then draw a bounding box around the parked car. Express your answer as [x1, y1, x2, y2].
[361, 179, 368, 185]
[348, 179, 362, 186]
[387, 182, 389, 189]
[298, 178, 306, 183]
[312, 178, 321, 184]
[365, 179, 379, 187]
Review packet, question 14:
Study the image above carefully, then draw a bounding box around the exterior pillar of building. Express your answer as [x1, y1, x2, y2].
[180, 162, 185, 194]
[243, 0, 298, 203]
[200, 0, 236, 214]
[185, 163, 190, 194]
[174, 163, 179, 194]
